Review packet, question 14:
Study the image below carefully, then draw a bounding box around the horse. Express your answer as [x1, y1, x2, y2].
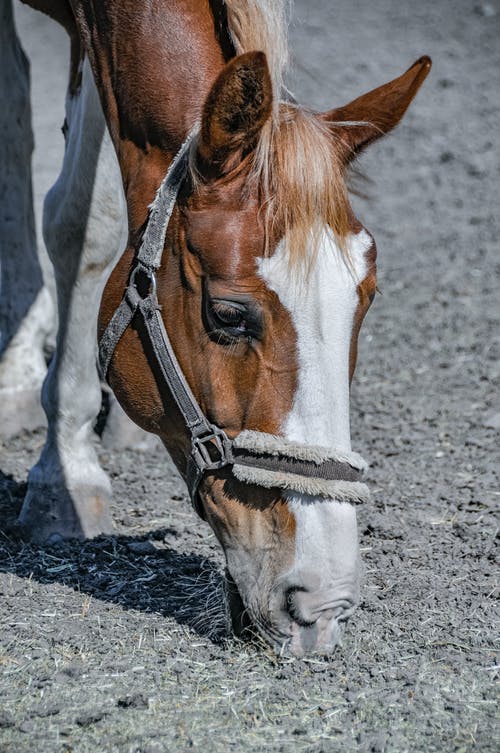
[1, 0, 430, 656]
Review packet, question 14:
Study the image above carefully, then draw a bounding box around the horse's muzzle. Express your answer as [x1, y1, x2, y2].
[225, 570, 358, 656]
[272, 579, 357, 656]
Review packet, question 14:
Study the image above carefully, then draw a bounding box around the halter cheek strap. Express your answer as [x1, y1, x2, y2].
[98, 125, 370, 516]
[99, 125, 200, 380]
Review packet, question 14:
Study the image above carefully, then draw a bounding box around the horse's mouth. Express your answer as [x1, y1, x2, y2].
[223, 569, 348, 657]
[224, 568, 255, 638]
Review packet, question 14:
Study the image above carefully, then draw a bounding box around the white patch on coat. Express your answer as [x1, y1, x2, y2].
[259, 228, 372, 607]
[259, 227, 371, 451]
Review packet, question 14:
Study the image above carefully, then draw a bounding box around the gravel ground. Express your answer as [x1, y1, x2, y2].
[1, 1, 499, 751]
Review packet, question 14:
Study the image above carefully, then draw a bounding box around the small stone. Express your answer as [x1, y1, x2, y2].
[76, 709, 107, 726]
[0, 711, 15, 728]
[117, 693, 149, 709]
[439, 151, 454, 163]
[474, 3, 496, 16]
[127, 540, 156, 554]
[18, 720, 37, 734]
[53, 671, 71, 684]
[484, 411, 500, 430]
[33, 704, 61, 718]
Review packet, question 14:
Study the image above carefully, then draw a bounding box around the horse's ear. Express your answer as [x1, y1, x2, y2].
[196, 51, 273, 177]
[322, 56, 432, 162]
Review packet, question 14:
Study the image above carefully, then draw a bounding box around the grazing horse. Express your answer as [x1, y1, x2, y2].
[3, 0, 430, 655]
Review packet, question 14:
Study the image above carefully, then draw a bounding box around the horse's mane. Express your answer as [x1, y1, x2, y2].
[224, 0, 351, 267]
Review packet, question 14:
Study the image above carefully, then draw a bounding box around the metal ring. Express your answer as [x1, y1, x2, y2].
[130, 264, 157, 298]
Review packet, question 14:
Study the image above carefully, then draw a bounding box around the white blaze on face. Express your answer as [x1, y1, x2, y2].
[259, 227, 371, 450]
[258, 228, 372, 607]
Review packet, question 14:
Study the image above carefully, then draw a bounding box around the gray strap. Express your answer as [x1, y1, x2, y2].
[138, 293, 233, 514]
[139, 296, 216, 434]
[231, 449, 362, 483]
[136, 125, 199, 271]
[98, 125, 198, 378]
[98, 285, 141, 378]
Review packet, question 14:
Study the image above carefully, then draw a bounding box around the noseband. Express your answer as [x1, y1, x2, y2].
[99, 126, 369, 517]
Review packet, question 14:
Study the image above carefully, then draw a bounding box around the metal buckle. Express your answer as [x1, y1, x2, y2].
[191, 428, 233, 473]
[130, 264, 157, 298]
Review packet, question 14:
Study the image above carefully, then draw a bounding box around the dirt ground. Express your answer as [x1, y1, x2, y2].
[1, 1, 499, 751]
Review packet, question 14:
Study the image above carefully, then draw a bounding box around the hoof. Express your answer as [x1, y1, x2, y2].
[17, 481, 113, 543]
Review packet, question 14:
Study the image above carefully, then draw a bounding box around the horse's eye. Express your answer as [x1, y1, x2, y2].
[212, 300, 247, 329]
[204, 296, 262, 345]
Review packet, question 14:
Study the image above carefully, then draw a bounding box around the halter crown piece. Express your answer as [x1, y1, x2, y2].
[98, 125, 370, 517]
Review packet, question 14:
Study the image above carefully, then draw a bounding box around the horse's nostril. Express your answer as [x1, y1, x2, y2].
[284, 586, 317, 628]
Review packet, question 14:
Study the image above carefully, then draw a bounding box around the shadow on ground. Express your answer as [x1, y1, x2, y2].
[0, 470, 229, 642]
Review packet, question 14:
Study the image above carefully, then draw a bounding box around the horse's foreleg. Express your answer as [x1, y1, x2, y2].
[18, 58, 126, 542]
[0, 0, 53, 437]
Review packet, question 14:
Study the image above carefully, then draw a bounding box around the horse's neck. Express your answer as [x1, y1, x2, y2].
[73, 0, 227, 224]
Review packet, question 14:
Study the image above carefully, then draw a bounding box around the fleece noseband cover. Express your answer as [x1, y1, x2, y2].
[231, 431, 370, 503]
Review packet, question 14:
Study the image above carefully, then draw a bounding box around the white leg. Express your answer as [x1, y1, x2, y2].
[18, 57, 127, 542]
[0, 0, 53, 437]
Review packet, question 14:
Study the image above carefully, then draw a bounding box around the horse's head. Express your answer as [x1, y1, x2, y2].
[103, 51, 430, 655]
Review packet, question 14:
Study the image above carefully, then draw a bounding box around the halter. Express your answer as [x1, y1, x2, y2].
[98, 126, 369, 517]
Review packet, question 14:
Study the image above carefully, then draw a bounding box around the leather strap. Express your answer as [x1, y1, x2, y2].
[98, 284, 141, 380]
[231, 448, 361, 482]
[99, 125, 199, 379]
[136, 126, 199, 271]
